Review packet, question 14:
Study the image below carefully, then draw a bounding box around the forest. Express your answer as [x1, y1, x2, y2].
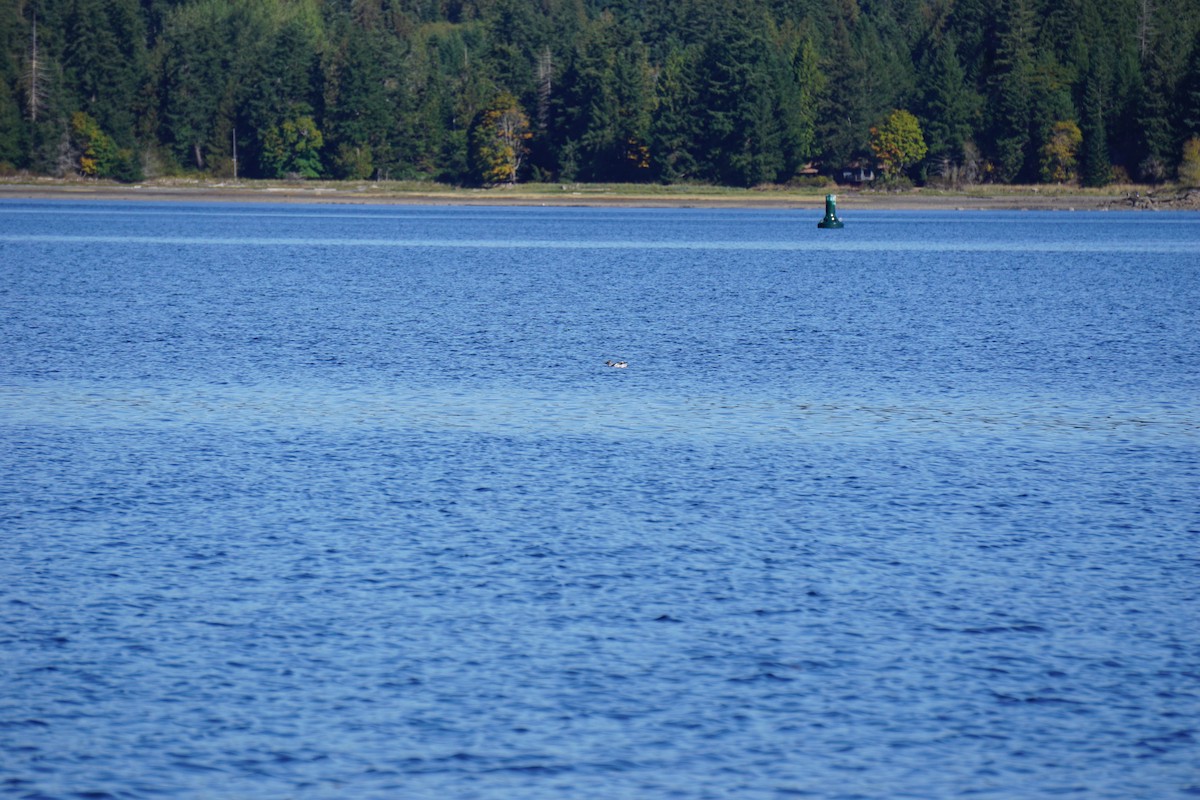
[2, 0, 1199, 187]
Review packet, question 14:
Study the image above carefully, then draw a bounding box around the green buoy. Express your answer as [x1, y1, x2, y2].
[817, 193, 844, 229]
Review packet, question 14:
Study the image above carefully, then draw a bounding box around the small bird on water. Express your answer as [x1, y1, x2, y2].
[605, 360, 629, 368]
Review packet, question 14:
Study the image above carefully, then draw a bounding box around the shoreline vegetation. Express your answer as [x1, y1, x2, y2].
[2, 177, 1198, 211]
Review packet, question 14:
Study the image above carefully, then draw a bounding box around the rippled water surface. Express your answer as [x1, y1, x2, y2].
[2, 201, 1198, 799]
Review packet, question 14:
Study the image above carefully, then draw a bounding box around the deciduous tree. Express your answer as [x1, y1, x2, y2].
[870, 108, 927, 178]
[471, 92, 530, 184]
[1040, 119, 1083, 183]
[70, 110, 117, 176]
[261, 115, 324, 178]
[1179, 137, 1200, 185]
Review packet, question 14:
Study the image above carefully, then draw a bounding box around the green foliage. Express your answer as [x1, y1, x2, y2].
[1, 0, 1199, 185]
[988, 0, 1036, 182]
[71, 111, 117, 176]
[917, 34, 979, 163]
[649, 45, 700, 182]
[64, 0, 148, 148]
[1183, 31, 1200, 139]
[261, 115, 324, 178]
[869, 108, 927, 177]
[787, 36, 824, 169]
[692, 2, 785, 186]
[555, 12, 654, 182]
[1080, 59, 1112, 187]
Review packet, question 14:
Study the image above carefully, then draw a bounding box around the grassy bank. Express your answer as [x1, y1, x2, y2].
[0, 175, 1190, 210]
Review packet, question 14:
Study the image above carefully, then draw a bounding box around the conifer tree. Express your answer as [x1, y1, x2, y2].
[649, 44, 701, 182]
[691, 0, 786, 185]
[159, 2, 227, 170]
[917, 34, 978, 166]
[818, 1, 869, 168]
[1080, 61, 1112, 186]
[0, 4, 25, 166]
[988, 0, 1035, 182]
[792, 36, 824, 167]
[1181, 31, 1200, 140]
[555, 13, 652, 182]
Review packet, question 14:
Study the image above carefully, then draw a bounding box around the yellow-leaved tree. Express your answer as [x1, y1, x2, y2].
[1180, 137, 1200, 186]
[471, 93, 532, 186]
[869, 109, 928, 182]
[70, 112, 118, 178]
[1040, 120, 1083, 183]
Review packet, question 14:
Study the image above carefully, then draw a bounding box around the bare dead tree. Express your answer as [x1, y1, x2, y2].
[54, 124, 75, 177]
[536, 46, 553, 131]
[1138, 0, 1156, 61]
[22, 11, 49, 122]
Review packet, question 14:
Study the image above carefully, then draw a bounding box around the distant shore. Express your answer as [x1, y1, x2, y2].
[2, 177, 1196, 211]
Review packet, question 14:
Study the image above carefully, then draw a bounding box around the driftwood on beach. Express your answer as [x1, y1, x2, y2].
[1105, 189, 1200, 211]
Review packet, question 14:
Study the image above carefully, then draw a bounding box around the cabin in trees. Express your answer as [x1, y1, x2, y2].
[839, 163, 877, 184]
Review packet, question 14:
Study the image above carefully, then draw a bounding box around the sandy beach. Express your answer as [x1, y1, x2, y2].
[3, 177, 1184, 210]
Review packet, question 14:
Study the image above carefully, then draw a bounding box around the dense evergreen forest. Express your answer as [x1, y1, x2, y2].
[2, 0, 1200, 186]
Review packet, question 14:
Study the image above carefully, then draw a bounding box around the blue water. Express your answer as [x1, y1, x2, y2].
[1, 201, 1197, 799]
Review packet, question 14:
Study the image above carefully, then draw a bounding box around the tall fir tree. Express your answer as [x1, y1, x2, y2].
[1181, 29, 1200, 140]
[554, 12, 652, 182]
[987, 0, 1035, 182]
[917, 33, 979, 166]
[649, 43, 701, 182]
[1080, 59, 1112, 186]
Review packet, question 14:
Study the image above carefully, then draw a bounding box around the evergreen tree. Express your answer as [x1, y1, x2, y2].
[1181, 30, 1200, 140]
[917, 34, 979, 166]
[649, 43, 701, 182]
[159, 1, 228, 170]
[987, 0, 1035, 182]
[1137, 49, 1176, 181]
[482, 0, 544, 103]
[778, 34, 824, 175]
[1134, 0, 1193, 180]
[322, 20, 388, 178]
[1080, 60, 1111, 186]
[692, 0, 785, 185]
[1023, 47, 1077, 184]
[0, 1, 25, 166]
[554, 12, 652, 182]
[818, 0, 870, 168]
[244, 14, 325, 177]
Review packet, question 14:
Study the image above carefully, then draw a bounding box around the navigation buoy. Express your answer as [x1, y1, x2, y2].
[817, 193, 844, 229]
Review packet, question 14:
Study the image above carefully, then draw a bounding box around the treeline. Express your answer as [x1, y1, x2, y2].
[2, 0, 1199, 186]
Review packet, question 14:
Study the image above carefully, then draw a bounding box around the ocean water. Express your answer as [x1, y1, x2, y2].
[0, 200, 1197, 799]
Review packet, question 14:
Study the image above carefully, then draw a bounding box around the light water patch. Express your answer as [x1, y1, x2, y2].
[3, 382, 1196, 446]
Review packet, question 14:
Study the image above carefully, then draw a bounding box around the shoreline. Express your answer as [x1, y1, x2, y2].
[0, 177, 1194, 211]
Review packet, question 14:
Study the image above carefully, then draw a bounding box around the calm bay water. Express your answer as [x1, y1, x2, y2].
[1, 201, 1197, 799]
